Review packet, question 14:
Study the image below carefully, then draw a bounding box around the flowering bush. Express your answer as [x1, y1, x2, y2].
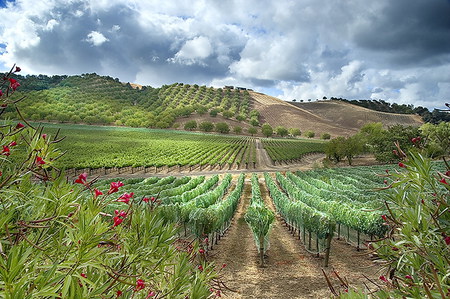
[0, 66, 216, 298]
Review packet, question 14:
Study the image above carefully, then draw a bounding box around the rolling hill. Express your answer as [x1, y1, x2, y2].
[3, 73, 424, 137]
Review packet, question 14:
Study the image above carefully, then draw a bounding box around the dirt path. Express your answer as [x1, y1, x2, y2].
[209, 175, 381, 299]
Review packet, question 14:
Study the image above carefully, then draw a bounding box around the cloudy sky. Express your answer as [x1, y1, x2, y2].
[0, 0, 449, 109]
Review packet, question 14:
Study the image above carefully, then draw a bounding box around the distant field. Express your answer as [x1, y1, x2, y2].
[38, 123, 255, 169]
[35, 123, 326, 170]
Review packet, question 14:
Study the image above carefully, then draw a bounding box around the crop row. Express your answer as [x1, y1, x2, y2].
[261, 138, 326, 163]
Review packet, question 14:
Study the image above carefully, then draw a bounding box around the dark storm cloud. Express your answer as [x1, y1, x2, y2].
[354, 0, 450, 67]
[1, 0, 449, 109]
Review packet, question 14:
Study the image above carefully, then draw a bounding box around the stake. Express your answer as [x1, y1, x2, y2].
[324, 232, 333, 267]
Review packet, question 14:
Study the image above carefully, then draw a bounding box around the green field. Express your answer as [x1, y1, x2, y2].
[34, 123, 326, 169]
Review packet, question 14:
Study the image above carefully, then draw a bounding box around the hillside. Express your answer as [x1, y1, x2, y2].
[4, 73, 424, 137]
[288, 100, 423, 132]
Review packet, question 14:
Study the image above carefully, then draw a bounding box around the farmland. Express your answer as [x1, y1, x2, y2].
[34, 123, 326, 172]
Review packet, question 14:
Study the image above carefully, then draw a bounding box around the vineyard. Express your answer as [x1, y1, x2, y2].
[31, 123, 325, 172]
[89, 163, 408, 266]
[261, 138, 327, 164]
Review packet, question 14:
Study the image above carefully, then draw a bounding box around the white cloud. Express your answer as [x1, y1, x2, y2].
[0, 0, 448, 109]
[169, 36, 213, 66]
[85, 31, 109, 46]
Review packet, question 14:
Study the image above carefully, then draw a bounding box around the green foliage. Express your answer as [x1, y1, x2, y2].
[275, 126, 288, 137]
[420, 122, 450, 157]
[305, 131, 315, 138]
[244, 174, 275, 258]
[222, 110, 234, 119]
[233, 126, 242, 134]
[184, 120, 197, 131]
[349, 153, 450, 298]
[248, 127, 257, 136]
[261, 123, 273, 138]
[262, 138, 326, 162]
[34, 123, 254, 169]
[289, 128, 301, 137]
[320, 132, 331, 140]
[199, 121, 214, 132]
[215, 122, 230, 134]
[209, 109, 219, 117]
[0, 72, 216, 298]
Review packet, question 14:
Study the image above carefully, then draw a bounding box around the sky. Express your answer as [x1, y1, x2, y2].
[0, 0, 449, 110]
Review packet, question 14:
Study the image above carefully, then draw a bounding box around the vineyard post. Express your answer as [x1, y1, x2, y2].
[324, 231, 333, 267]
[308, 230, 312, 250]
[316, 234, 319, 257]
[337, 223, 340, 240]
[356, 230, 360, 251]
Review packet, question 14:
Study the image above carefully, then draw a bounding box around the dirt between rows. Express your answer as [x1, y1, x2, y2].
[208, 176, 382, 299]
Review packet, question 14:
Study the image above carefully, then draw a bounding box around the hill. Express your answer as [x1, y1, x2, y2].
[287, 100, 423, 133]
[3, 73, 424, 137]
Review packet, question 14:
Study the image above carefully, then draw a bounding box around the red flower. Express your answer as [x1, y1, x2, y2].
[114, 210, 127, 218]
[113, 216, 123, 227]
[8, 141, 17, 147]
[398, 162, 406, 168]
[42, 134, 47, 139]
[146, 291, 156, 298]
[143, 197, 150, 203]
[198, 265, 203, 271]
[8, 78, 20, 90]
[135, 279, 145, 291]
[383, 180, 388, 185]
[14, 66, 21, 72]
[108, 181, 124, 194]
[36, 156, 45, 165]
[392, 149, 398, 156]
[15, 123, 24, 129]
[445, 236, 450, 245]
[117, 192, 134, 204]
[221, 263, 226, 268]
[379, 275, 388, 282]
[199, 248, 205, 254]
[151, 196, 156, 202]
[381, 214, 387, 221]
[116, 290, 123, 297]
[74, 173, 88, 184]
[405, 275, 412, 280]
[1, 146, 10, 156]
[94, 188, 103, 198]
[440, 178, 448, 185]
[81, 273, 87, 278]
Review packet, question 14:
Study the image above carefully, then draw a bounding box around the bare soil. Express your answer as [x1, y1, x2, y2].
[208, 175, 382, 298]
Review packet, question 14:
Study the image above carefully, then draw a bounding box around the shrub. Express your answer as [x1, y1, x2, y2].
[321, 132, 331, 140]
[305, 131, 315, 138]
[261, 124, 273, 137]
[233, 126, 242, 134]
[215, 122, 230, 134]
[199, 121, 214, 132]
[0, 67, 216, 298]
[248, 127, 257, 136]
[184, 120, 197, 130]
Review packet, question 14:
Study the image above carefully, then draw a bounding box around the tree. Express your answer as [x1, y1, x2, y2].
[215, 122, 230, 134]
[276, 126, 288, 137]
[249, 118, 259, 126]
[320, 133, 331, 140]
[305, 131, 315, 138]
[289, 128, 301, 137]
[248, 127, 257, 136]
[209, 109, 219, 117]
[195, 105, 208, 115]
[222, 110, 234, 119]
[420, 122, 450, 157]
[261, 124, 273, 137]
[199, 121, 214, 132]
[184, 120, 197, 131]
[233, 126, 242, 134]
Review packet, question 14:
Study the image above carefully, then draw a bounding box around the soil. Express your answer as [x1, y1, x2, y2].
[208, 175, 382, 298]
